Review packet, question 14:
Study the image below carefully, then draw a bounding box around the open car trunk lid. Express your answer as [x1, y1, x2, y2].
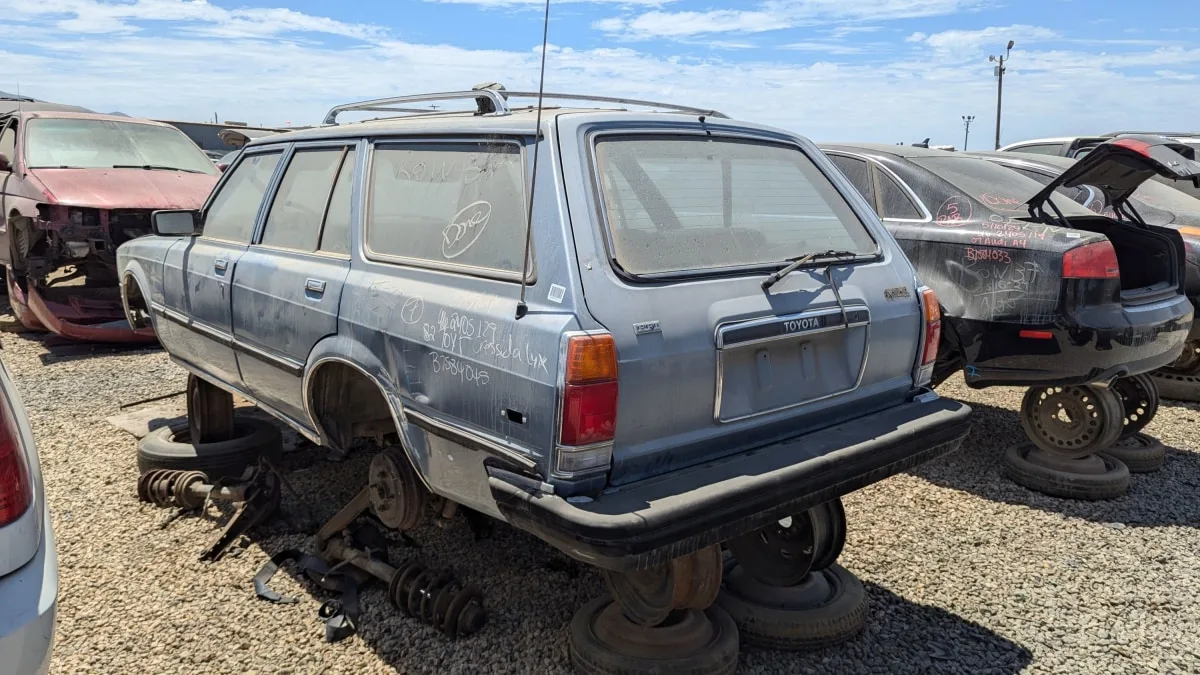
[1027, 135, 1200, 213]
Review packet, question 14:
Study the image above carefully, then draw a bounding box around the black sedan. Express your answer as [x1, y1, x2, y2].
[968, 150, 1200, 401]
[819, 138, 1197, 464]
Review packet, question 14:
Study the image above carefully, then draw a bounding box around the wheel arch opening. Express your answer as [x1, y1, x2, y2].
[306, 360, 402, 454]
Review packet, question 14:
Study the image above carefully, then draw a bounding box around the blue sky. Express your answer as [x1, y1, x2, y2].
[2, 0, 1197, 146]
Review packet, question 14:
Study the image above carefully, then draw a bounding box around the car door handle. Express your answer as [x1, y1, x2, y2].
[213, 258, 228, 272]
[305, 278, 327, 295]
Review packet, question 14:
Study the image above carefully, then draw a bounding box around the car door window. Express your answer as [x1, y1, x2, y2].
[262, 148, 346, 252]
[876, 170, 922, 220]
[1009, 166, 1090, 205]
[828, 155, 875, 211]
[319, 148, 356, 255]
[203, 151, 282, 243]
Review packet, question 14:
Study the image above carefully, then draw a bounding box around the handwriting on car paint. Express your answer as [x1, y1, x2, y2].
[958, 255, 1044, 321]
[400, 296, 424, 325]
[442, 201, 491, 259]
[979, 193, 1024, 212]
[965, 247, 1012, 264]
[421, 308, 550, 375]
[428, 351, 490, 387]
[936, 195, 972, 226]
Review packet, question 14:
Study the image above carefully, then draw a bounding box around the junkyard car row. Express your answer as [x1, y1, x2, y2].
[4, 85, 1200, 673]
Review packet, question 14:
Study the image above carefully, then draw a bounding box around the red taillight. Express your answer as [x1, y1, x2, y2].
[0, 394, 31, 527]
[920, 287, 941, 367]
[1019, 330, 1054, 340]
[1063, 241, 1120, 279]
[1111, 138, 1153, 157]
[559, 334, 618, 447]
[560, 381, 619, 446]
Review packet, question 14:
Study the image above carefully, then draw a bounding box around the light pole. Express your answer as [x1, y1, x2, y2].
[962, 115, 975, 151]
[989, 40, 1014, 150]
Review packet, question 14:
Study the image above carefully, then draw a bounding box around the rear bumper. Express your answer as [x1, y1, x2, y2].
[960, 294, 1194, 387]
[490, 393, 971, 571]
[0, 505, 58, 675]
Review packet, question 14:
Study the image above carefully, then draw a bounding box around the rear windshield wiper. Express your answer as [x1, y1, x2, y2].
[112, 164, 205, 174]
[761, 249, 862, 291]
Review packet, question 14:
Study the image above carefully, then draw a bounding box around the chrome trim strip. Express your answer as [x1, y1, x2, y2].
[714, 305, 871, 350]
[156, 306, 233, 346]
[168, 355, 321, 444]
[231, 338, 305, 377]
[402, 401, 540, 475]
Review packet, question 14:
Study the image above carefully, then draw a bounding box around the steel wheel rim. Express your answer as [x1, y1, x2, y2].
[1023, 386, 1113, 458]
[1113, 375, 1158, 438]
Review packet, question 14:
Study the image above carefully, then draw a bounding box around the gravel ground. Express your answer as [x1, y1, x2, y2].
[6, 318, 1198, 674]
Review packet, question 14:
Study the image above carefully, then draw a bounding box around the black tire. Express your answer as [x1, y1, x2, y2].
[569, 596, 739, 675]
[1103, 433, 1166, 473]
[1002, 443, 1129, 500]
[137, 418, 282, 480]
[187, 374, 235, 444]
[1149, 371, 1200, 403]
[716, 563, 868, 652]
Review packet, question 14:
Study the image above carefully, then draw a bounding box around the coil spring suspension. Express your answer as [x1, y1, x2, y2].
[137, 469, 209, 509]
[388, 561, 487, 639]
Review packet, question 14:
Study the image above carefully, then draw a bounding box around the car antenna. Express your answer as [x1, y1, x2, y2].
[515, 0, 551, 320]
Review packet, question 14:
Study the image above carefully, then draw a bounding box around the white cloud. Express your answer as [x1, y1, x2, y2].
[594, 0, 987, 40]
[3, 1, 1199, 151]
[907, 24, 1059, 53]
[781, 41, 868, 55]
[427, 0, 671, 4]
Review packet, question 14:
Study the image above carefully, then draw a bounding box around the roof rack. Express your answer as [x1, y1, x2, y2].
[322, 85, 728, 125]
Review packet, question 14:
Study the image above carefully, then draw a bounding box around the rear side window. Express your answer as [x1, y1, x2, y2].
[203, 151, 282, 243]
[263, 148, 347, 251]
[594, 136, 875, 276]
[828, 155, 875, 211]
[366, 141, 527, 276]
[876, 171, 922, 220]
[912, 156, 1093, 217]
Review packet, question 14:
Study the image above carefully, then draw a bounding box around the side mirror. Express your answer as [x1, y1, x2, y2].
[151, 210, 200, 236]
[0, 153, 11, 172]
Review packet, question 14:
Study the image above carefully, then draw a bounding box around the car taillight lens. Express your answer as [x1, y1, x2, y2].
[1063, 241, 1120, 279]
[0, 391, 31, 527]
[557, 334, 618, 474]
[920, 287, 941, 367]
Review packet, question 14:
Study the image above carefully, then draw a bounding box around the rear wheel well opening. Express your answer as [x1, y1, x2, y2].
[307, 362, 399, 454]
[122, 274, 152, 329]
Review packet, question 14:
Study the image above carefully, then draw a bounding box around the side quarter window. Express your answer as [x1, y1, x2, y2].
[1012, 143, 1064, 156]
[828, 154, 876, 213]
[261, 147, 350, 252]
[202, 151, 282, 243]
[874, 169, 923, 220]
[366, 141, 527, 276]
[0, 122, 15, 163]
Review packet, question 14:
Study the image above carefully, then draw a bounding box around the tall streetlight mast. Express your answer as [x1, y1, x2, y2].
[989, 40, 1014, 150]
[962, 115, 975, 151]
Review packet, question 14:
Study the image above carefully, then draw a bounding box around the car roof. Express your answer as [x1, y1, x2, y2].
[964, 150, 1077, 170]
[818, 142, 970, 159]
[244, 106, 748, 147]
[11, 110, 179, 128]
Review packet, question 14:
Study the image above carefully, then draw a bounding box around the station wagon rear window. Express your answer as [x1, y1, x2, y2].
[593, 136, 876, 276]
[366, 141, 528, 277]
